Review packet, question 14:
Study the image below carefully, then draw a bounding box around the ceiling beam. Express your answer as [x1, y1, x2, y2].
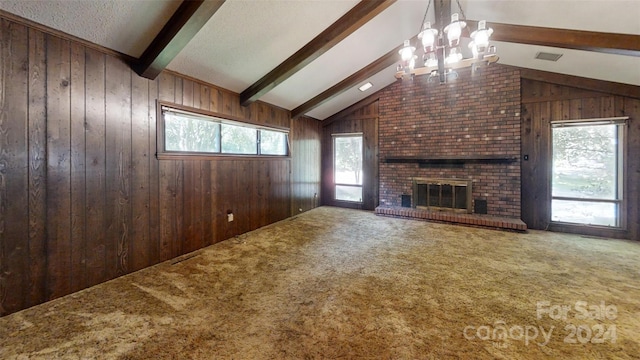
[291, 48, 401, 119]
[466, 20, 640, 57]
[297, 0, 639, 119]
[134, 0, 226, 79]
[239, 0, 396, 107]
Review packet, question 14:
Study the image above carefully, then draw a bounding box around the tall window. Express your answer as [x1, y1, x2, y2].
[159, 104, 289, 158]
[333, 134, 363, 202]
[551, 118, 626, 227]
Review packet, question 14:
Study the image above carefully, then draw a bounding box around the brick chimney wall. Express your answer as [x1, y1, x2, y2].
[378, 65, 522, 218]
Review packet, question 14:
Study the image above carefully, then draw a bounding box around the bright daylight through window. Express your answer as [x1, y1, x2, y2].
[334, 134, 363, 202]
[161, 106, 288, 157]
[551, 119, 626, 227]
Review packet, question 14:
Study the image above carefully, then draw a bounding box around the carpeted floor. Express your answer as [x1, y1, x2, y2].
[1, 206, 639, 359]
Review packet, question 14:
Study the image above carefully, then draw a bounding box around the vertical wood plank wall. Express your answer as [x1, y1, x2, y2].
[321, 101, 379, 210]
[0, 18, 321, 316]
[291, 116, 322, 214]
[521, 79, 640, 240]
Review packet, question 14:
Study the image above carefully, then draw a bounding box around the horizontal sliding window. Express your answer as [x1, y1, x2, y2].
[159, 103, 289, 158]
[165, 111, 220, 153]
[221, 123, 257, 154]
[260, 129, 288, 156]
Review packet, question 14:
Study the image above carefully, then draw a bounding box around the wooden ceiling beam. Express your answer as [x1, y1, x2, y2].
[134, 0, 226, 79]
[291, 47, 402, 119]
[292, 0, 451, 119]
[240, 0, 396, 107]
[301, 11, 638, 119]
[466, 20, 640, 57]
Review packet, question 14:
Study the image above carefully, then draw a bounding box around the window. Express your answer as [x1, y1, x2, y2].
[221, 124, 257, 154]
[333, 134, 363, 202]
[164, 111, 220, 152]
[260, 129, 288, 156]
[551, 118, 627, 227]
[159, 104, 289, 158]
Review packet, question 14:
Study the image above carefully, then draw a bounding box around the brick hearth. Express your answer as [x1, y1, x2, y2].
[375, 206, 527, 232]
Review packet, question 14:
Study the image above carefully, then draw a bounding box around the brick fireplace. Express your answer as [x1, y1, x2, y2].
[377, 65, 522, 219]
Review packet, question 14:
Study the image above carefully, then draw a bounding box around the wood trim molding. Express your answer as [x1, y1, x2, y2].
[239, 0, 396, 106]
[465, 20, 640, 57]
[520, 69, 640, 99]
[158, 100, 290, 131]
[157, 153, 292, 161]
[548, 223, 628, 240]
[134, 0, 226, 79]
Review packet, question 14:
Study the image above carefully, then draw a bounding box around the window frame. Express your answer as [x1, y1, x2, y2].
[332, 133, 364, 203]
[157, 101, 290, 160]
[549, 117, 628, 229]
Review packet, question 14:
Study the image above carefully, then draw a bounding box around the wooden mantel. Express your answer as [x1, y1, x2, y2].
[384, 155, 519, 165]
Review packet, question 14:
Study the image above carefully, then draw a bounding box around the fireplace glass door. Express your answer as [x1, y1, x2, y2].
[413, 179, 472, 213]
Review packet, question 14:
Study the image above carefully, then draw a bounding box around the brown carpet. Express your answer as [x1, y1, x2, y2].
[1, 206, 639, 359]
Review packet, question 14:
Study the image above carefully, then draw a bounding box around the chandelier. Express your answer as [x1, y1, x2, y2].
[396, 0, 498, 83]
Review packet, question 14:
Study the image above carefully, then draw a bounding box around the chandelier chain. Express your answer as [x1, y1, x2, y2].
[455, 0, 467, 20]
[418, 0, 432, 34]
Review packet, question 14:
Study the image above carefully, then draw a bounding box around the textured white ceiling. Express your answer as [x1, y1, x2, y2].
[460, 0, 640, 34]
[304, 0, 640, 119]
[260, 0, 425, 110]
[306, 63, 400, 120]
[167, 0, 359, 93]
[0, 0, 637, 120]
[495, 41, 640, 86]
[0, 0, 182, 57]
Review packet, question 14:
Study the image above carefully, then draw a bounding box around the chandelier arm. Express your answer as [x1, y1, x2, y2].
[396, 0, 498, 83]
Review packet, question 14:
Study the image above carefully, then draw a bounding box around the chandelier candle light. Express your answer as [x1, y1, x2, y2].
[396, 0, 499, 83]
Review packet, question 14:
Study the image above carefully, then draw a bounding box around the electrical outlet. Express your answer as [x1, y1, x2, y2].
[227, 213, 234, 222]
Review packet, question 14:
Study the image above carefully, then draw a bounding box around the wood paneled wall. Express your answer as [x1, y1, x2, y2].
[521, 78, 640, 240]
[291, 116, 322, 214]
[321, 101, 379, 210]
[0, 18, 321, 316]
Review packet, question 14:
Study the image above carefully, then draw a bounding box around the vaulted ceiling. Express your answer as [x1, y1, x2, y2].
[1, 0, 638, 120]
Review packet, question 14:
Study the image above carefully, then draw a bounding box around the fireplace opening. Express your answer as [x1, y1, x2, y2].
[413, 178, 472, 213]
